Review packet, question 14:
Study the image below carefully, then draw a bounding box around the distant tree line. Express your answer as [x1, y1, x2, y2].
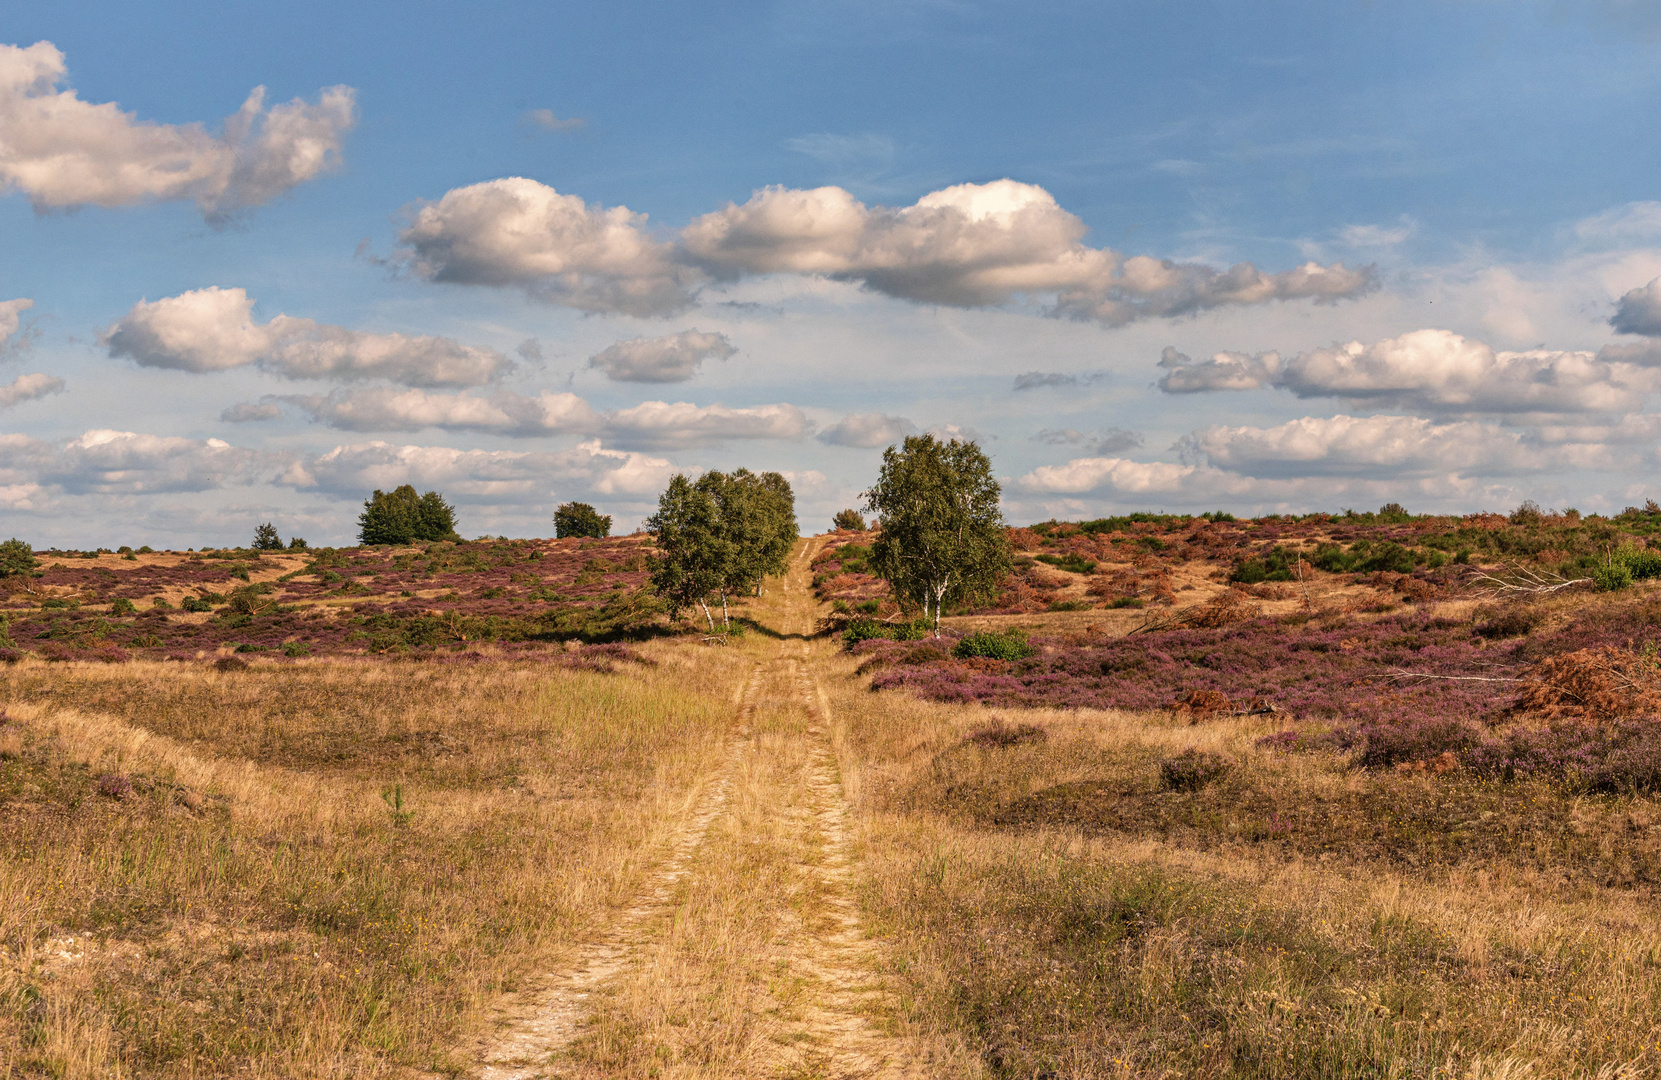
[646, 469, 797, 631]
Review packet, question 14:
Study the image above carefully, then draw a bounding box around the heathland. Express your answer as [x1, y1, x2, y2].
[6, 506, 1661, 1077]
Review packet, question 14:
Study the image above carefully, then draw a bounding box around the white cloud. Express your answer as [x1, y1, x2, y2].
[0, 428, 276, 496]
[286, 438, 677, 501]
[681, 179, 1375, 325]
[0, 41, 354, 220]
[1016, 456, 1195, 495]
[400, 176, 1372, 323]
[1574, 201, 1661, 245]
[396, 177, 697, 315]
[0, 371, 64, 409]
[1180, 414, 1556, 479]
[1611, 276, 1661, 336]
[602, 400, 812, 449]
[103, 287, 513, 386]
[523, 108, 583, 133]
[1159, 328, 1661, 414]
[1339, 218, 1416, 248]
[817, 412, 916, 448]
[588, 329, 737, 382]
[1157, 346, 1280, 392]
[0, 298, 31, 350]
[288, 388, 602, 436]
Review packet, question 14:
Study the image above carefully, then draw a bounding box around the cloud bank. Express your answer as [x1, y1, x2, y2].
[104, 287, 513, 387]
[0, 41, 354, 220]
[397, 176, 1374, 323]
[0, 371, 64, 409]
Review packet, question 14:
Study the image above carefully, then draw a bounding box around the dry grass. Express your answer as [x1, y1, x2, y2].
[823, 656, 1661, 1078]
[0, 646, 749, 1078]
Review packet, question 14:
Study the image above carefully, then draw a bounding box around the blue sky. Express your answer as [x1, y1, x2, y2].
[4, 0, 1661, 546]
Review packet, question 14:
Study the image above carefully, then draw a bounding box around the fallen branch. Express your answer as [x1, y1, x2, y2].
[1377, 669, 1525, 684]
[1470, 565, 1590, 596]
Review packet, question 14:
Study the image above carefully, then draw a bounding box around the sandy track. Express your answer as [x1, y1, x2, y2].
[471, 666, 765, 1079]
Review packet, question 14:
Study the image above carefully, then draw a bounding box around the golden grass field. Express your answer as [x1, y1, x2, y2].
[5, 538, 1661, 1078]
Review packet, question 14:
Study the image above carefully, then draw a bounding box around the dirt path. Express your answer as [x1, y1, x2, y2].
[468, 539, 919, 1079]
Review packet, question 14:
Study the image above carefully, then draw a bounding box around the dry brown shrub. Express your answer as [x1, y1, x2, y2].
[1171, 688, 1234, 719]
[963, 717, 1046, 748]
[1514, 646, 1661, 720]
[958, 656, 1008, 675]
[1242, 582, 1292, 600]
[211, 656, 250, 672]
[1184, 590, 1256, 628]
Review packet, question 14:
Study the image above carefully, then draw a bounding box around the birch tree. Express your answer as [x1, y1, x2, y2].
[863, 434, 1011, 634]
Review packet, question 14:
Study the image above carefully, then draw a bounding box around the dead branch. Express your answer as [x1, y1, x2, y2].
[1470, 564, 1590, 596]
[1377, 669, 1525, 684]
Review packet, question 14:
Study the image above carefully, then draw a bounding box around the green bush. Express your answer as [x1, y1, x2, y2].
[110, 598, 136, 615]
[1109, 597, 1145, 609]
[1594, 563, 1633, 591]
[953, 630, 1035, 661]
[181, 596, 214, 613]
[283, 642, 311, 657]
[1616, 547, 1661, 581]
[841, 618, 928, 646]
[1035, 552, 1098, 574]
[1231, 545, 1296, 583]
[0, 538, 37, 578]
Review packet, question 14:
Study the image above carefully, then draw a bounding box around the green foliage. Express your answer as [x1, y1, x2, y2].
[832, 508, 867, 531]
[645, 475, 731, 628]
[357, 485, 460, 546]
[1309, 540, 1417, 575]
[833, 543, 871, 574]
[1593, 563, 1633, 591]
[1231, 545, 1297, 584]
[646, 469, 797, 628]
[1035, 553, 1097, 574]
[110, 597, 136, 615]
[842, 618, 928, 645]
[181, 596, 213, 613]
[954, 629, 1035, 661]
[554, 501, 612, 539]
[252, 523, 283, 550]
[864, 434, 1011, 632]
[1615, 546, 1661, 582]
[0, 538, 37, 578]
[287, 536, 308, 550]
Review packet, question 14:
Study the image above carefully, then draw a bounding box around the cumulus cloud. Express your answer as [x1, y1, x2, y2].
[286, 438, 678, 500]
[1612, 276, 1661, 336]
[288, 388, 601, 437]
[1157, 346, 1280, 393]
[1016, 456, 1195, 495]
[0, 371, 64, 409]
[0, 428, 277, 496]
[399, 176, 1372, 323]
[602, 400, 812, 449]
[1032, 427, 1142, 455]
[1180, 414, 1555, 479]
[0, 41, 354, 220]
[588, 329, 736, 382]
[1160, 329, 1661, 414]
[221, 401, 283, 423]
[523, 108, 583, 133]
[817, 412, 917, 448]
[396, 178, 696, 315]
[103, 287, 513, 387]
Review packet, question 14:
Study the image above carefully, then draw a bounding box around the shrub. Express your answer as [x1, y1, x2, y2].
[137, 545, 153, 554]
[1109, 597, 1145, 609]
[288, 536, 308, 550]
[181, 596, 213, 613]
[252, 523, 283, 550]
[0, 538, 37, 578]
[1349, 718, 1483, 769]
[1035, 553, 1098, 574]
[832, 508, 866, 531]
[842, 618, 928, 646]
[1231, 545, 1296, 584]
[282, 642, 311, 657]
[963, 718, 1047, 748]
[1594, 563, 1634, 591]
[151, 597, 172, 609]
[110, 597, 137, 615]
[1474, 606, 1544, 638]
[1160, 749, 1234, 791]
[95, 772, 134, 800]
[953, 629, 1035, 661]
[212, 656, 250, 672]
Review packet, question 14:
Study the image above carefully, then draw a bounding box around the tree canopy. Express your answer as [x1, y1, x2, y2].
[357, 486, 460, 546]
[832, 508, 866, 531]
[554, 501, 612, 539]
[645, 469, 797, 630]
[863, 434, 1011, 633]
[252, 522, 283, 550]
[0, 538, 37, 578]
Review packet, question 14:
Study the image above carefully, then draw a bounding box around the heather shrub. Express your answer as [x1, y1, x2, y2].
[95, 772, 134, 800]
[1474, 605, 1544, 638]
[1464, 720, 1661, 791]
[1159, 749, 1234, 791]
[1348, 718, 1483, 769]
[953, 629, 1035, 661]
[963, 717, 1047, 748]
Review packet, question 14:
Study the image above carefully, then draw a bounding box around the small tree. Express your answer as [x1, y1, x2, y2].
[0, 538, 37, 578]
[252, 522, 283, 550]
[645, 475, 730, 631]
[288, 536, 309, 550]
[863, 434, 1011, 635]
[832, 508, 866, 531]
[358, 485, 460, 545]
[694, 469, 797, 622]
[554, 501, 612, 539]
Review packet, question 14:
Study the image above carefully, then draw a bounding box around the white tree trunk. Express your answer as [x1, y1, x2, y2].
[720, 592, 730, 629]
[698, 600, 714, 631]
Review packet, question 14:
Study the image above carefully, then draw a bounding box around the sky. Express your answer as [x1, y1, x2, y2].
[5, 0, 1661, 547]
